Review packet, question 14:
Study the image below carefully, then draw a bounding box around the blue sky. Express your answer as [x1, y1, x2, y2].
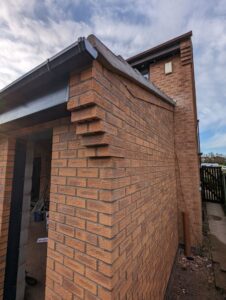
[0, 0, 226, 154]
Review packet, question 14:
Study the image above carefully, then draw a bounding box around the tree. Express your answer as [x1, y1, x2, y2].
[202, 153, 226, 165]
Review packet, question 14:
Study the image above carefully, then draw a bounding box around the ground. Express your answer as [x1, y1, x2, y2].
[166, 204, 226, 300]
[24, 216, 47, 300]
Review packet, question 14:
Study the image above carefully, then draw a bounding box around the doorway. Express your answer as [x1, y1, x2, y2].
[4, 130, 52, 300]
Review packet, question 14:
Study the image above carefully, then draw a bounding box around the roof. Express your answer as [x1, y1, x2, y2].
[0, 35, 175, 119]
[0, 38, 98, 112]
[127, 31, 192, 68]
[87, 35, 174, 105]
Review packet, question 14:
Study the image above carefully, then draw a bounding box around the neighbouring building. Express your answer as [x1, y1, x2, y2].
[0, 32, 201, 300]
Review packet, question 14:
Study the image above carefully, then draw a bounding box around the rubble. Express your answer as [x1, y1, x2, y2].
[166, 243, 225, 299]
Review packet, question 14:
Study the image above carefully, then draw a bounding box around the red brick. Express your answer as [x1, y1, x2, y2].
[74, 273, 97, 295]
[54, 282, 73, 300]
[87, 222, 115, 239]
[68, 159, 87, 167]
[55, 261, 73, 280]
[52, 159, 67, 167]
[67, 177, 86, 187]
[64, 256, 85, 275]
[86, 244, 113, 264]
[56, 243, 74, 258]
[62, 278, 84, 298]
[57, 204, 74, 216]
[87, 200, 115, 214]
[59, 167, 77, 177]
[46, 268, 63, 285]
[77, 168, 98, 178]
[57, 223, 74, 237]
[65, 215, 85, 230]
[76, 208, 98, 222]
[65, 236, 85, 252]
[77, 188, 98, 200]
[74, 252, 97, 270]
[86, 268, 113, 290]
[66, 196, 86, 208]
[47, 248, 64, 264]
[71, 105, 105, 123]
[57, 185, 76, 196]
[75, 229, 98, 246]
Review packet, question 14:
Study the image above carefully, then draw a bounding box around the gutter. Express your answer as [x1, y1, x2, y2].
[0, 34, 174, 115]
[0, 38, 98, 101]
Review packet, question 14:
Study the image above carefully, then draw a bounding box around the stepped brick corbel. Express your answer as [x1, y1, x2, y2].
[180, 40, 193, 65]
[67, 65, 125, 158]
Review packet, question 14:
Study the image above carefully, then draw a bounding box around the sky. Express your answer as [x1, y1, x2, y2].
[0, 0, 226, 154]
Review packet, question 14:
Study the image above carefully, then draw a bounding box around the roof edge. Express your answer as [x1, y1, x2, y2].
[87, 34, 175, 106]
[127, 31, 192, 64]
[0, 38, 98, 100]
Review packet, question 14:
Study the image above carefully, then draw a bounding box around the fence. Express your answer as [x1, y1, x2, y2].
[200, 166, 224, 204]
[222, 172, 226, 211]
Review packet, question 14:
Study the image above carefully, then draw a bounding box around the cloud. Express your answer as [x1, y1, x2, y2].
[202, 130, 226, 153]
[0, 0, 91, 88]
[0, 0, 226, 153]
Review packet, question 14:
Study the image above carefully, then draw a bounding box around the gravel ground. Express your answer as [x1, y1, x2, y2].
[166, 208, 226, 300]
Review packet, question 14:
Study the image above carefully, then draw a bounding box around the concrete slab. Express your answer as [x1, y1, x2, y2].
[24, 215, 47, 300]
[206, 203, 226, 291]
[214, 264, 226, 291]
[207, 203, 226, 245]
[207, 203, 225, 218]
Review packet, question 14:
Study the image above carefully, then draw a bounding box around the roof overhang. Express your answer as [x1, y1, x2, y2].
[0, 38, 97, 132]
[0, 34, 175, 134]
[127, 31, 192, 70]
[88, 35, 175, 106]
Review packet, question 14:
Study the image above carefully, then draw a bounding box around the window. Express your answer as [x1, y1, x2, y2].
[140, 69, 149, 80]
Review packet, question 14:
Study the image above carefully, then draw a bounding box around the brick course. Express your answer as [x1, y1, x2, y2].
[0, 138, 15, 298]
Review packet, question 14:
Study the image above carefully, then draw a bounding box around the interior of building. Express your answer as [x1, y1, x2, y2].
[24, 133, 52, 300]
[9, 130, 53, 300]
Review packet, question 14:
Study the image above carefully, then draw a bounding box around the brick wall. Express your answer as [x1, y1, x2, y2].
[0, 138, 15, 298]
[149, 38, 202, 245]
[0, 48, 199, 298]
[45, 61, 178, 299]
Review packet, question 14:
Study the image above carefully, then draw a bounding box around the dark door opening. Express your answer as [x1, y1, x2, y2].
[4, 130, 52, 300]
[4, 140, 27, 300]
[31, 157, 41, 203]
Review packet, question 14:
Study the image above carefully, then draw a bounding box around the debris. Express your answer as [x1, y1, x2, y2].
[37, 237, 48, 243]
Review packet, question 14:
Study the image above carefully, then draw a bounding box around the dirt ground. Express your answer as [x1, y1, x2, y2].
[166, 215, 226, 300]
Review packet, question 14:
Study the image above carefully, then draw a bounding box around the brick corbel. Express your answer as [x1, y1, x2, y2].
[180, 40, 193, 66]
[68, 89, 125, 158]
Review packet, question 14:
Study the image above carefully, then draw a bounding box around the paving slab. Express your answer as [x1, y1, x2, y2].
[214, 264, 226, 291]
[206, 203, 226, 291]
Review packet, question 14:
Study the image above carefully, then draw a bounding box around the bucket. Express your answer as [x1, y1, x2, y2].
[33, 211, 44, 222]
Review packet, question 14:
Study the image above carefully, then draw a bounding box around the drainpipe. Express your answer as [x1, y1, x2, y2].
[182, 212, 191, 258]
